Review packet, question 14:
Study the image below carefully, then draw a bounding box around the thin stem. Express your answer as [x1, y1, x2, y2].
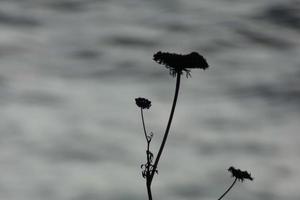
[149, 72, 181, 183]
[140, 108, 153, 200]
[140, 109, 151, 174]
[218, 178, 238, 200]
[140, 108, 150, 172]
[140, 108, 148, 141]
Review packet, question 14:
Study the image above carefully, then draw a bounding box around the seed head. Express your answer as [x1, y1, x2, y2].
[153, 51, 209, 77]
[228, 166, 254, 182]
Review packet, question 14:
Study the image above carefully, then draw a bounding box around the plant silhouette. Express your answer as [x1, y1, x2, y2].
[135, 52, 254, 200]
[135, 51, 208, 200]
[218, 166, 253, 200]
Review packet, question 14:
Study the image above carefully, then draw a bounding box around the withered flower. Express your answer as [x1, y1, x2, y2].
[228, 166, 254, 182]
[153, 51, 209, 77]
[218, 166, 254, 200]
[135, 97, 151, 109]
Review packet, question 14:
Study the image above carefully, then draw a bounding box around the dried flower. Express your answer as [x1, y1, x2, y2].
[228, 166, 254, 182]
[153, 51, 209, 77]
[218, 166, 253, 200]
[135, 97, 151, 109]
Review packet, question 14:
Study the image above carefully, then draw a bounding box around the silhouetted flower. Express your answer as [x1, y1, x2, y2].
[228, 166, 254, 182]
[135, 97, 151, 109]
[153, 51, 209, 77]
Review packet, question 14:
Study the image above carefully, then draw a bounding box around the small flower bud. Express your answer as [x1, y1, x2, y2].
[135, 97, 151, 109]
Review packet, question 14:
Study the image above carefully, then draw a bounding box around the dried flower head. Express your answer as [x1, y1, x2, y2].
[153, 51, 209, 77]
[135, 97, 151, 109]
[228, 166, 254, 182]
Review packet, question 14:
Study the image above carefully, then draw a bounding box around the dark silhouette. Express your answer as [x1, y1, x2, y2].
[135, 52, 255, 200]
[135, 51, 209, 200]
[228, 166, 254, 182]
[135, 97, 156, 200]
[135, 97, 152, 109]
[218, 166, 253, 200]
[153, 51, 209, 77]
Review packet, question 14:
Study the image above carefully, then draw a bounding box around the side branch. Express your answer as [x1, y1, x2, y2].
[140, 108, 148, 141]
[140, 108, 153, 200]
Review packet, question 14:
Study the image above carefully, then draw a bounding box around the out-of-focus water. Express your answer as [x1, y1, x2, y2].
[0, 0, 299, 199]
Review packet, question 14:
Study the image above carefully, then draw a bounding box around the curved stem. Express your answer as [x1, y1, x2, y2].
[149, 72, 181, 183]
[218, 178, 237, 200]
[140, 108, 148, 141]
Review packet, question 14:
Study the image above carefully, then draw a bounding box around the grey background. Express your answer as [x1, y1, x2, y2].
[0, 0, 299, 200]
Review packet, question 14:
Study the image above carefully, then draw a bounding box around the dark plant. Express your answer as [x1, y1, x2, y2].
[135, 97, 156, 199]
[218, 166, 254, 200]
[135, 97, 152, 109]
[135, 51, 208, 200]
[153, 51, 209, 77]
[135, 52, 254, 200]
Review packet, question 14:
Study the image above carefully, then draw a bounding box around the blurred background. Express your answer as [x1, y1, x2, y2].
[0, 0, 299, 200]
